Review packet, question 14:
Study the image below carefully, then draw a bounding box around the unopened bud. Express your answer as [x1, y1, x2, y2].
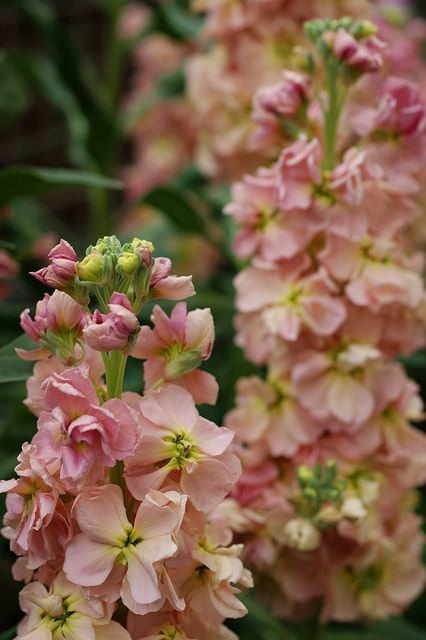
[77, 252, 105, 283]
[316, 504, 341, 526]
[283, 518, 320, 552]
[351, 19, 377, 40]
[341, 496, 367, 521]
[117, 251, 140, 275]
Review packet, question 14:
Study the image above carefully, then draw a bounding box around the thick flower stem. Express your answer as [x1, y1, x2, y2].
[104, 350, 128, 400]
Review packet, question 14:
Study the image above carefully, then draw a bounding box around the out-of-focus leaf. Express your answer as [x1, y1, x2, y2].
[325, 618, 426, 640]
[0, 335, 35, 383]
[141, 186, 207, 235]
[229, 595, 297, 640]
[9, 51, 91, 167]
[399, 349, 426, 371]
[11, 0, 119, 171]
[145, 0, 203, 40]
[0, 53, 29, 129]
[0, 627, 16, 640]
[0, 166, 121, 205]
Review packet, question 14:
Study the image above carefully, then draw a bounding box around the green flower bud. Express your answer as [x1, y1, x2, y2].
[77, 252, 106, 283]
[117, 251, 140, 275]
[351, 19, 377, 39]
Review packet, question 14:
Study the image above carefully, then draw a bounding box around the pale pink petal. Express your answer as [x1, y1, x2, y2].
[64, 535, 119, 586]
[140, 385, 198, 432]
[73, 485, 131, 543]
[191, 417, 234, 455]
[134, 501, 178, 538]
[95, 621, 132, 640]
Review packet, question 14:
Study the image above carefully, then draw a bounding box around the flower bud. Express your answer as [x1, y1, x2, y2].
[77, 252, 106, 284]
[117, 251, 140, 275]
[341, 496, 367, 522]
[283, 518, 320, 552]
[131, 238, 154, 267]
[30, 239, 77, 289]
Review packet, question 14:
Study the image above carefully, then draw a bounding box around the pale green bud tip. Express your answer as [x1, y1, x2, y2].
[297, 465, 314, 483]
[77, 252, 105, 282]
[131, 238, 155, 253]
[351, 20, 377, 39]
[117, 252, 141, 275]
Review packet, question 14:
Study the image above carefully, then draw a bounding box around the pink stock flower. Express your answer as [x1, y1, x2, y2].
[33, 365, 139, 488]
[31, 239, 77, 289]
[0, 443, 71, 573]
[225, 167, 323, 261]
[252, 71, 311, 145]
[328, 29, 386, 73]
[235, 259, 346, 342]
[277, 137, 321, 210]
[323, 513, 426, 621]
[354, 76, 426, 137]
[83, 292, 139, 352]
[24, 348, 105, 417]
[16, 572, 131, 640]
[226, 375, 322, 457]
[292, 344, 382, 426]
[18, 290, 86, 362]
[64, 484, 181, 612]
[329, 148, 382, 206]
[320, 233, 424, 313]
[125, 385, 241, 512]
[132, 302, 218, 404]
[149, 258, 195, 301]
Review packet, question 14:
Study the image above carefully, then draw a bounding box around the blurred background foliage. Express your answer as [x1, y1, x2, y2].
[0, 1, 425, 638]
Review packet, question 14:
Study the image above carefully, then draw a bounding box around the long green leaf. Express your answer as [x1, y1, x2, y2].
[0, 166, 121, 205]
[0, 335, 36, 383]
[0, 627, 16, 640]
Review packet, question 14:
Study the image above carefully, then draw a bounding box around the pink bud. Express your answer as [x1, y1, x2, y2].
[330, 29, 386, 73]
[254, 71, 310, 119]
[82, 292, 139, 351]
[30, 239, 77, 288]
[377, 76, 426, 136]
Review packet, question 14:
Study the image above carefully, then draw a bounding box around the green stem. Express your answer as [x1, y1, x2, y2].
[324, 57, 341, 171]
[104, 350, 127, 399]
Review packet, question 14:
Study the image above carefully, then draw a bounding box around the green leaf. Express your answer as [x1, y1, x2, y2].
[145, 0, 203, 40]
[10, 0, 120, 171]
[0, 335, 36, 383]
[0, 627, 16, 640]
[0, 166, 121, 205]
[325, 618, 426, 640]
[141, 186, 207, 235]
[9, 51, 91, 167]
[0, 52, 29, 129]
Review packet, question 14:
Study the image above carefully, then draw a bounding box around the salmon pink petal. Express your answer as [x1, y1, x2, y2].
[140, 385, 198, 431]
[134, 502, 178, 538]
[125, 464, 172, 500]
[191, 417, 234, 455]
[181, 456, 241, 512]
[327, 375, 374, 425]
[64, 535, 118, 586]
[177, 369, 219, 405]
[73, 485, 131, 543]
[95, 622, 132, 640]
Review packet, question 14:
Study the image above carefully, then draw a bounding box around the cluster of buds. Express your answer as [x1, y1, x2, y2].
[224, 15, 426, 623]
[2, 237, 251, 640]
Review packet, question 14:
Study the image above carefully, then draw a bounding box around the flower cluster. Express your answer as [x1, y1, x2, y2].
[2, 236, 251, 640]
[224, 18, 426, 622]
[187, 0, 426, 180]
